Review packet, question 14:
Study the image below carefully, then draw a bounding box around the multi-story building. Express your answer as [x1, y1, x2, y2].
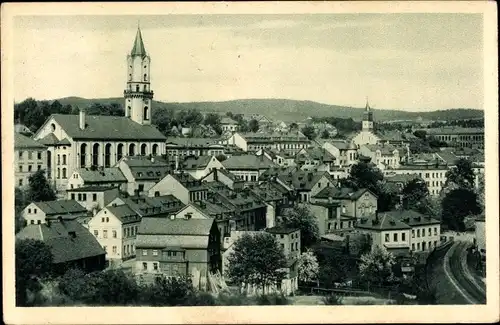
[180, 155, 225, 180]
[22, 199, 88, 225]
[116, 156, 173, 196]
[311, 187, 378, 220]
[148, 172, 208, 205]
[423, 127, 484, 149]
[401, 210, 441, 252]
[222, 154, 276, 182]
[317, 139, 358, 167]
[67, 167, 127, 191]
[227, 131, 310, 154]
[277, 170, 336, 203]
[358, 144, 401, 169]
[201, 168, 245, 191]
[295, 147, 336, 171]
[220, 117, 239, 133]
[15, 133, 48, 188]
[165, 137, 225, 157]
[33, 27, 166, 193]
[67, 186, 120, 216]
[88, 203, 141, 261]
[108, 194, 185, 218]
[309, 200, 355, 236]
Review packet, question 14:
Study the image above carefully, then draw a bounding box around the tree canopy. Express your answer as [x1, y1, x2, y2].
[401, 178, 430, 210]
[445, 158, 476, 190]
[248, 119, 260, 132]
[279, 204, 320, 250]
[27, 170, 56, 202]
[358, 246, 396, 286]
[301, 125, 317, 140]
[441, 188, 481, 231]
[297, 250, 319, 284]
[226, 232, 287, 292]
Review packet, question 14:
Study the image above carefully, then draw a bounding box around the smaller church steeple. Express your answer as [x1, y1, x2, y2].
[131, 26, 147, 57]
[362, 97, 374, 132]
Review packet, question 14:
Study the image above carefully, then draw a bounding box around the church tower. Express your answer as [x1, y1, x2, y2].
[362, 100, 374, 132]
[124, 26, 153, 125]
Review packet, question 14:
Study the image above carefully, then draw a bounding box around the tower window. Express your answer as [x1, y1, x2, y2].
[144, 107, 149, 121]
[136, 85, 139, 92]
[144, 74, 147, 81]
[128, 74, 132, 81]
[143, 85, 147, 91]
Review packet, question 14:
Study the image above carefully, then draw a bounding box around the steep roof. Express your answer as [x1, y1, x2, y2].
[222, 154, 276, 170]
[166, 137, 222, 147]
[313, 187, 376, 200]
[121, 195, 184, 217]
[106, 204, 141, 224]
[67, 185, 120, 192]
[34, 200, 87, 216]
[120, 156, 173, 181]
[181, 155, 214, 170]
[38, 133, 59, 146]
[385, 210, 441, 226]
[15, 133, 46, 149]
[296, 147, 336, 163]
[221, 117, 238, 125]
[16, 220, 105, 264]
[278, 170, 331, 191]
[266, 226, 299, 235]
[318, 139, 356, 150]
[362, 143, 400, 155]
[49, 114, 166, 140]
[356, 213, 411, 231]
[138, 217, 214, 236]
[171, 172, 206, 190]
[130, 27, 147, 57]
[76, 167, 127, 183]
[385, 173, 421, 184]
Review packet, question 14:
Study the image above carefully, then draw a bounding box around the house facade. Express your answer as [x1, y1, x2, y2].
[311, 187, 378, 219]
[22, 200, 88, 225]
[15, 133, 48, 188]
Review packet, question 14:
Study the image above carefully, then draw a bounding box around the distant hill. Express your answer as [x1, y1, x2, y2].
[54, 97, 484, 122]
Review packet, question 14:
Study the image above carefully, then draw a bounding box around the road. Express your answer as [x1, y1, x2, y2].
[443, 241, 486, 304]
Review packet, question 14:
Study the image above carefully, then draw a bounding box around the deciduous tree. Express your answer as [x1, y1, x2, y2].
[27, 170, 56, 202]
[301, 125, 317, 140]
[280, 204, 320, 250]
[248, 119, 260, 132]
[401, 178, 430, 210]
[297, 250, 319, 285]
[445, 158, 476, 190]
[358, 246, 396, 286]
[441, 188, 481, 231]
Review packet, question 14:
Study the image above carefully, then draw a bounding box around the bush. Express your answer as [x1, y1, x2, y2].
[142, 276, 196, 306]
[322, 293, 343, 305]
[255, 293, 290, 305]
[215, 292, 253, 305]
[188, 292, 218, 306]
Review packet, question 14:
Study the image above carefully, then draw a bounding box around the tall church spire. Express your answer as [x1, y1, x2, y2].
[131, 26, 146, 57]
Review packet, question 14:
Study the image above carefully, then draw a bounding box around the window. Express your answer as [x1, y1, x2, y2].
[103, 246, 107, 252]
[402, 233, 406, 241]
[280, 243, 284, 250]
[112, 246, 117, 253]
[18, 151, 23, 159]
[62, 168, 67, 179]
[291, 244, 294, 251]
[280, 234, 284, 239]
[71, 193, 75, 200]
[37, 165, 41, 171]
[167, 251, 172, 257]
[78, 194, 82, 201]
[83, 194, 87, 201]
[94, 230, 98, 237]
[19, 165, 23, 172]
[153, 263, 158, 271]
[37, 220, 41, 224]
[62, 155, 67, 165]
[385, 234, 390, 242]
[112, 230, 117, 238]
[28, 151, 33, 160]
[412, 243, 415, 251]
[30, 220, 34, 225]
[57, 154, 60, 165]
[417, 229, 420, 238]
[93, 194, 97, 201]
[28, 165, 32, 172]
[434, 227, 438, 235]
[28, 208, 32, 213]
[57, 168, 60, 179]
[417, 242, 421, 250]
[103, 230, 108, 238]
[37, 151, 42, 160]
[19, 179, 23, 187]
[428, 228, 431, 236]
[172, 251, 177, 257]
[143, 262, 147, 271]
[295, 242, 298, 250]
[393, 233, 398, 242]
[142, 249, 148, 256]
[152, 250, 158, 256]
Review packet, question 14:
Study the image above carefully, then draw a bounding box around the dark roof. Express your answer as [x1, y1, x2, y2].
[15, 133, 46, 149]
[385, 173, 421, 184]
[317, 139, 356, 150]
[171, 172, 206, 190]
[121, 195, 185, 217]
[356, 213, 411, 231]
[314, 187, 376, 200]
[296, 147, 336, 163]
[266, 226, 299, 235]
[130, 27, 147, 57]
[240, 131, 309, 143]
[76, 167, 127, 183]
[362, 144, 400, 155]
[16, 220, 105, 264]
[384, 210, 441, 226]
[67, 185, 120, 192]
[166, 137, 222, 147]
[121, 156, 173, 180]
[38, 133, 59, 145]
[221, 117, 238, 125]
[48, 114, 166, 140]
[278, 171, 332, 191]
[222, 154, 276, 170]
[138, 217, 214, 235]
[33, 200, 87, 215]
[56, 138, 72, 145]
[106, 204, 141, 224]
[181, 155, 215, 170]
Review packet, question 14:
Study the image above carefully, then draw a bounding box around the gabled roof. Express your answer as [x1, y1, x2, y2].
[222, 154, 276, 170]
[385, 173, 421, 184]
[38, 133, 59, 145]
[66, 185, 120, 192]
[181, 155, 214, 170]
[278, 170, 332, 191]
[47, 114, 166, 141]
[266, 226, 299, 235]
[33, 200, 87, 216]
[138, 217, 214, 236]
[356, 213, 411, 231]
[296, 147, 336, 163]
[221, 117, 238, 125]
[362, 143, 400, 155]
[76, 167, 127, 183]
[121, 195, 185, 217]
[391, 210, 441, 226]
[318, 139, 357, 150]
[15, 133, 46, 149]
[16, 220, 105, 264]
[130, 27, 147, 57]
[120, 156, 173, 181]
[313, 187, 376, 200]
[166, 137, 222, 147]
[106, 204, 141, 224]
[171, 172, 206, 190]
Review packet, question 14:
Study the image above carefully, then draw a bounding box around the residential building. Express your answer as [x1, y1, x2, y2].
[222, 154, 276, 182]
[15, 133, 48, 188]
[295, 147, 336, 171]
[108, 194, 185, 218]
[88, 203, 141, 261]
[16, 218, 106, 274]
[15, 123, 33, 135]
[256, 148, 296, 167]
[135, 217, 221, 286]
[22, 199, 88, 225]
[201, 168, 245, 191]
[67, 167, 127, 191]
[311, 187, 378, 220]
[423, 127, 484, 149]
[180, 155, 225, 180]
[148, 172, 208, 204]
[248, 182, 287, 227]
[227, 131, 310, 154]
[67, 186, 120, 216]
[318, 139, 358, 167]
[220, 117, 239, 133]
[358, 144, 401, 169]
[278, 170, 335, 203]
[165, 138, 225, 157]
[33, 27, 166, 192]
[397, 210, 441, 252]
[309, 200, 355, 236]
[116, 155, 173, 196]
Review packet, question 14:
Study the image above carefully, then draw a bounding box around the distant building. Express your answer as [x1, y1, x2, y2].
[15, 133, 48, 188]
[309, 200, 354, 236]
[227, 131, 310, 154]
[16, 218, 106, 274]
[222, 154, 276, 182]
[201, 168, 245, 191]
[423, 127, 484, 149]
[180, 155, 225, 180]
[311, 187, 378, 220]
[358, 143, 401, 169]
[148, 172, 208, 205]
[295, 147, 336, 172]
[15, 123, 33, 135]
[108, 194, 185, 218]
[165, 138, 225, 157]
[220, 117, 239, 133]
[67, 186, 120, 216]
[67, 167, 127, 192]
[22, 199, 88, 226]
[317, 139, 358, 167]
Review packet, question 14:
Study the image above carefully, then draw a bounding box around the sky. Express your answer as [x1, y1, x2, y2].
[13, 13, 484, 111]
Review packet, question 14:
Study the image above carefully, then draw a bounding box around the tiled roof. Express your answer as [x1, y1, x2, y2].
[221, 117, 238, 125]
[121, 156, 173, 181]
[375, 130, 411, 142]
[34, 200, 87, 216]
[171, 172, 206, 190]
[67, 185, 120, 192]
[385, 173, 421, 184]
[122, 195, 184, 217]
[222, 154, 276, 170]
[317, 139, 356, 150]
[130, 27, 147, 57]
[296, 147, 336, 163]
[239, 131, 309, 143]
[266, 226, 298, 235]
[107, 204, 141, 224]
[136, 234, 209, 250]
[385, 210, 441, 226]
[166, 137, 222, 147]
[362, 144, 400, 155]
[38, 133, 59, 145]
[278, 170, 331, 191]
[138, 217, 214, 236]
[49, 114, 166, 140]
[314, 187, 375, 200]
[15, 133, 46, 149]
[76, 167, 127, 183]
[248, 182, 284, 202]
[16, 220, 105, 264]
[56, 138, 72, 145]
[356, 213, 411, 231]
[181, 155, 214, 170]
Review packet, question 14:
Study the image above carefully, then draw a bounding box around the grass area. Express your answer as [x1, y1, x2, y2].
[289, 295, 394, 305]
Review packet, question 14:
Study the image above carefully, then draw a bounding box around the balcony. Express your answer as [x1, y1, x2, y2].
[123, 89, 154, 98]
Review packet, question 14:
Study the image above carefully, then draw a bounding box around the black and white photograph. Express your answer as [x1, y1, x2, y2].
[2, 2, 498, 324]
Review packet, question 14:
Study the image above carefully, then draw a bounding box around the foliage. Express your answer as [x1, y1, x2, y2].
[215, 292, 253, 305]
[377, 183, 400, 212]
[441, 188, 481, 231]
[322, 293, 343, 305]
[203, 113, 223, 135]
[226, 232, 287, 292]
[297, 250, 320, 283]
[312, 242, 358, 286]
[311, 116, 361, 134]
[320, 129, 330, 139]
[280, 204, 320, 250]
[248, 119, 260, 132]
[476, 173, 485, 211]
[413, 130, 427, 140]
[16, 239, 54, 306]
[301, 125, 317, 140]
[358, 246, 396, 286]
[255, 293, 290, 305]
[289, 122, 299, 131]
[142, 275, 197, 306]
[27, 170, 56, 202]
[216, 154, 227, 162]
[86, 102, 123, 116]
[401, 179, 430, 210]
[15, 188, 28, 233]
[445, 158, 476, 190]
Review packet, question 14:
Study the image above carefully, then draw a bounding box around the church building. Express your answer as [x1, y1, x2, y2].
[33, 27, 166, 193]
[351, 101, 381, 147]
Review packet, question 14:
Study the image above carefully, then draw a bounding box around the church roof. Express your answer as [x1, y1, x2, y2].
[50, 114, 166, 141]
[15, 133, 46, 149]
[130, 27, 147, 57]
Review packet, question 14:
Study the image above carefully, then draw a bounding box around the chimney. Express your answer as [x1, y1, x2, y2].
[79, 107, 86, 130]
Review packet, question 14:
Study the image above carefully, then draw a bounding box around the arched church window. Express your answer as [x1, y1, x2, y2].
[136, 85, 140, 92]
[129, 74, 132, 81]
[144, 74, 147, 81]
[144, 107, 149, 121]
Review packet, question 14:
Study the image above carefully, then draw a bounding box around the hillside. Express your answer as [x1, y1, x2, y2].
[54, 97, 484, 122]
